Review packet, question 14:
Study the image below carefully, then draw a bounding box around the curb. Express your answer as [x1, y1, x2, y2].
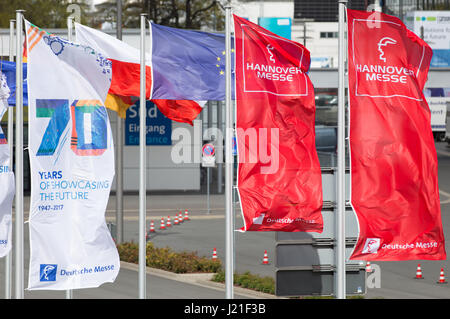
[120, 261, 282, 299]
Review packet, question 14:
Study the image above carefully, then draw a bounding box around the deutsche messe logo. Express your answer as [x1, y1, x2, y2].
[40, 264, 57, 282]
[362, 238, 381, 254]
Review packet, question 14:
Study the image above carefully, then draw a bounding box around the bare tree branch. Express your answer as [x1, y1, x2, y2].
[191, 0, 218, 22]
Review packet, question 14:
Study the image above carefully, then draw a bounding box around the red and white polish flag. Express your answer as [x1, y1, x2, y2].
[74, 23, 203, 125]
[347, 9, 446, 260]
[75, 22, 152, 99]
[233, 15, 323, 232]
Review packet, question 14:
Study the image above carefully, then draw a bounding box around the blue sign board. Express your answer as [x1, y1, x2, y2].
[431, 50, 450, 68]
[125, 101, 172, 146]
[258, 17, 292, 40]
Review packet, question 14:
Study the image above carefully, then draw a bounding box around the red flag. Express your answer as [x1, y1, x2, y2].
[108, 59, 152, 99]
[152, 99, 204, 126]
[347, 9, 446, 260]
[233, 15, 323, 232]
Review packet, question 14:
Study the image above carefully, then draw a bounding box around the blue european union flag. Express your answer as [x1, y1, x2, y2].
[0, 60, 28, 106]
[150, 23, 234, 101]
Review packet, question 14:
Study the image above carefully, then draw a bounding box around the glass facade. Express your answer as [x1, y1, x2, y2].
[294, 0, 450, 22]
[294, 0, 371, 22]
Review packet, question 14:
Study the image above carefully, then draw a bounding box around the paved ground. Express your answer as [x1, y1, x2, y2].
[3, 142, 450, 299]
[0, 219, 275, 299]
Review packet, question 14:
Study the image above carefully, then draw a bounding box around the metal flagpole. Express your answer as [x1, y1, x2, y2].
[67, 16, 73, 40]
[5, 18, 15, 300]
[224, 1, 234, 299]
[138, 13, 147, 299]
[115, 0, 124, 244]
[336, 0, 347, 299]
[217, 101, 223, 194]
[15, 9, 25, 300]
[66, 16, 74, 300]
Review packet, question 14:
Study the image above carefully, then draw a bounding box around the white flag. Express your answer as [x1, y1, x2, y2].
[0, 71, 14, 258]
[25, 20, 119, 290]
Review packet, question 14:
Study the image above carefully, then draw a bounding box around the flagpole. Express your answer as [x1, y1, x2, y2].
[138, 13, 147, 300]
[224, 1, 234, 299]
[15, 9, 25, 300]
[115, 0, 124, 245]
[67, 16, 73, 41]
[336, 0, 347, 299]
[66, 16, 74, 300]
[5, 18, 15, 300]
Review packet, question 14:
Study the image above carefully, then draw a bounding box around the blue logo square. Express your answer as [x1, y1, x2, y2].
[40, 264, 57, 282]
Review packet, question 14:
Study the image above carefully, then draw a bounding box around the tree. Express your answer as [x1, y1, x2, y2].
[0, 0, 91, 28]
[93, 0, 225, 31]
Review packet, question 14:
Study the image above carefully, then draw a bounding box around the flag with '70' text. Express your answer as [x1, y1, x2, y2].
[25, 20, 119, 290]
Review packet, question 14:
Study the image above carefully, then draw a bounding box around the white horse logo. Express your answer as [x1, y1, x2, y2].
[43, 265, 56, 280]
[377, 37, 397, 62]
[362, 238, 381, 254]
[266, 44, 275, 63]
[252, 213, 265, 225]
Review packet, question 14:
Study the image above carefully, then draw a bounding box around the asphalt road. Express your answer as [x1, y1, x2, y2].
[0, 176, 276, 299]
[117, 214, 276, 279]
[113, 141, 450, 299]
[1, 142, 449, 299]
[0, 221, 259, 299]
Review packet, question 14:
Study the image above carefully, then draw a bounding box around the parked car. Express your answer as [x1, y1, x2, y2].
[315, 125, 337, 153]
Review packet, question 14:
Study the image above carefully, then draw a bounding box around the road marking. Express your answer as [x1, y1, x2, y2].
[106, 207, 226, 213]
[440, 189, 450, 204]
[436, 149, 450, 157]
[105, 214, 229, 222]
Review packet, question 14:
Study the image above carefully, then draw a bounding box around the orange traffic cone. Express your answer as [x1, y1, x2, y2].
[415, 264, 424, 279]
[167, 216, 172, 228]
[184, 209, 190, 221]
[160, 217, 166, 230]
[178, 211, 184, 223]
[212, 247, 218, 260]
[262, 250, 269, 265]
[437, 268, 447, 284]
[174, 215, 179, 225]
[365, 262, 372, 273]
[149, 220, 155, 233]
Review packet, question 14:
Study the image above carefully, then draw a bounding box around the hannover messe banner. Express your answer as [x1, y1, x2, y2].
[347, 9, 446, 261]
[234, 15, 323, 233]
